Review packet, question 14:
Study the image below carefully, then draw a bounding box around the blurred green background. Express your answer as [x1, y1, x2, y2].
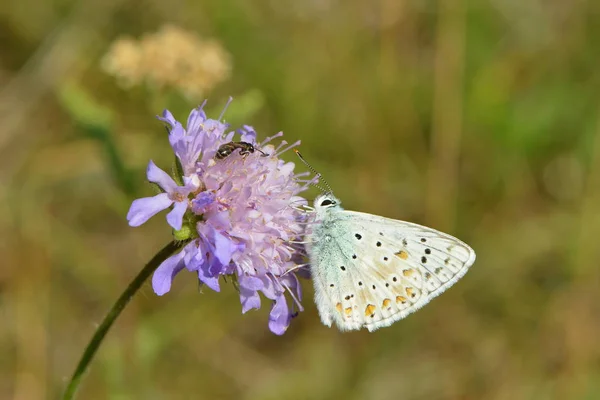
[2, 0, 600, 399]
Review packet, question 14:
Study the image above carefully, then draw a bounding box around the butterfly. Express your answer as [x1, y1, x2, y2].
[303, 192, 476, 332]
[290, 148, 477, 333]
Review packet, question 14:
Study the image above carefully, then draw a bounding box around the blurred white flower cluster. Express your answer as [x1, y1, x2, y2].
[102, 25, 232, 99]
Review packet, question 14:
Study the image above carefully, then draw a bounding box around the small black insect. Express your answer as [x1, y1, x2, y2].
[215, 141, 267, 160]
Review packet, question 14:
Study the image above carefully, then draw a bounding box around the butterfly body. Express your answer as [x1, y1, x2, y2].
[306, 193, 476, 332]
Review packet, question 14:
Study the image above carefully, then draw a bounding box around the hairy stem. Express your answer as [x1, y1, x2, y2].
[62, 240, 182, 399]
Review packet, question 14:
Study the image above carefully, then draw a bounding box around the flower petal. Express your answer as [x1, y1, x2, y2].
[212, 230, 238, 266]
[157, 109, 177, 126]
[186, 103, 207, 133]
[268, 295, 291, 335]
[183, 240, 203, 271]
[168, 123, 186, 148]
[191, 191, 215, 214]
[258, 275, 278, 300]
[240, 289, 261, 313]
[127, 193, 172, 226]
[198, 264, 221, 292]
[166, 200, 188, 231]
[239, 275, 263, 313]
[281, 272, 303, 304]
[147, 160, 177, 192]
[182, 174, 201, 189]
[152, 250, 186, 295]
[205, 211, 232, 232]
[224, 131, 235, 143]
[239, 125, 257, 143]
[239, 275, 264, 291]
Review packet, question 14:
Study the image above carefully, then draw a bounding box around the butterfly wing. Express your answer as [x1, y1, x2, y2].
[308, 210, 476, 332]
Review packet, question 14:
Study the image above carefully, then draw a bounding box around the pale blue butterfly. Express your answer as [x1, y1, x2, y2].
[296, 151, 476, 332]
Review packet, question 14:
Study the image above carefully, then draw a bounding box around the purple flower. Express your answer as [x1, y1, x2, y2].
[128, 101, 313, 334]
[157, 101, 233, 176]
[127, 160, 199, 230]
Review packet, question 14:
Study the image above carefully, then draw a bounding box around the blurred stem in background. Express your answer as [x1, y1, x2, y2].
[58, 82, 136, 196]
[62, 240, 182, 400]
[426, 0, 466, 231]
[574, 107, 600, 277]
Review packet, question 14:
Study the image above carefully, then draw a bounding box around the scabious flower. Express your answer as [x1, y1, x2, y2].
[102, 25, 232, 99]
[127, 101, 313, 334]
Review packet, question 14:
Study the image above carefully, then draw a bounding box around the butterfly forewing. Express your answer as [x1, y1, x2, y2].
[308, 208, 476, 332]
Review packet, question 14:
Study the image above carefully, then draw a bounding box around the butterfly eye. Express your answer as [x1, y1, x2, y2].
[320, 199, 335, 207]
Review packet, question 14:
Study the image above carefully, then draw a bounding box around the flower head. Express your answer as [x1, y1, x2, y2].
[102, 25, 232, 99]
[127, 101, 313, 334]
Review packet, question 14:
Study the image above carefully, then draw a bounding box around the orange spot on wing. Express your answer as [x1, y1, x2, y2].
[382, 298, 392, 308]
[395, 250, 409, 260]
[336, 303, 343, 313]
[365, 304, 376, 317]
[406, 287, 415, 297]
[403, 269, 415, 277]
[396, 295, 407, 304]
[345, 307, 352, 316]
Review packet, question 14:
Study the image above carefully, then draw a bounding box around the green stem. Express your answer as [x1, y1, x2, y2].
[62, 241, 183, 399]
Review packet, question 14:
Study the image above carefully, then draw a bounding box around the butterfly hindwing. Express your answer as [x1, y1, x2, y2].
[308, 208, 476, 332]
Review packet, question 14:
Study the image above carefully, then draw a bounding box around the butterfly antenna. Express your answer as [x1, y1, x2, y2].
[294, 150, 334, 194]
